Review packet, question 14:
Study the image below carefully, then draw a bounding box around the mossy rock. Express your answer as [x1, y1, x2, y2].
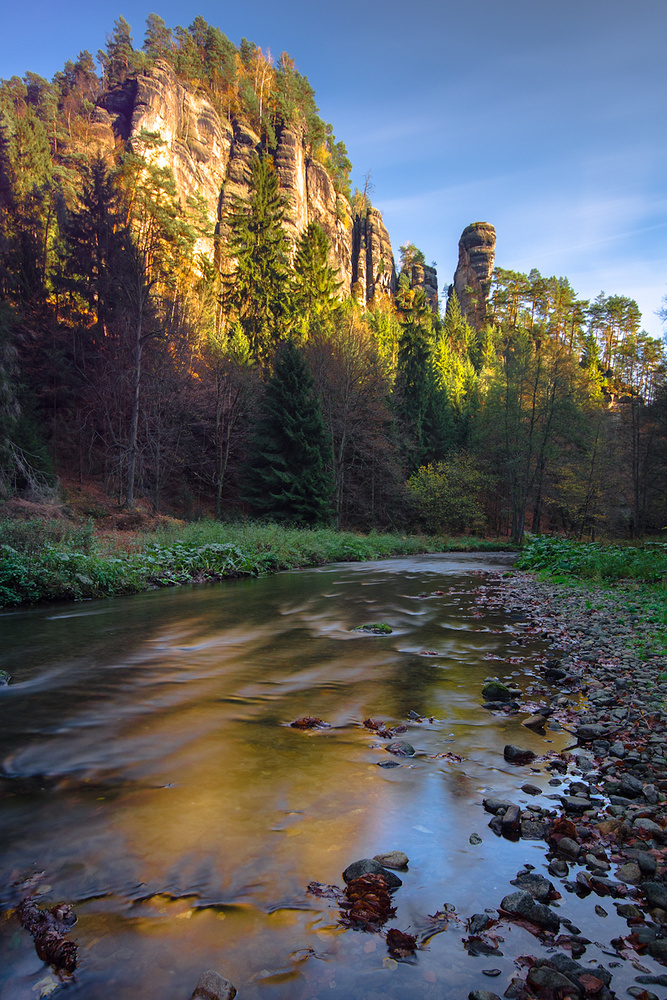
[0, 670, 10, 686]
[354, 623, 393, 635]
[482, 681, 512, 702]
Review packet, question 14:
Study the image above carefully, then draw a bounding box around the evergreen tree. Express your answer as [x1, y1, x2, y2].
[291, 222, 341, 340]
[220, 154, 292, 360]
[241, 338, 333, 524]
[393, 280, 454, 471]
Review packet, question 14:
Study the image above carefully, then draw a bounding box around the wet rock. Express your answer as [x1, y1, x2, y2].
[500, 889, 560, 932]
[342, 859, 402, 888]
[616, 902, 643, 920]
[468, 913, 492, 934]
[191, 970, 237, 1000]
[522, 714, 547, 730]
[549, 858, 569, 878]
[526, 964, 583, 996]
[501, 804, 522, 838]
[373, 851, 408, 869]
[483, 798, 515, 815]
[470, 832, 483, 845]
[503, 745, 537, 765]
[377, 760, 401, 768]
[468, 992, 502, 1000]
[521, 783, 541, 796]
[642, 882, 667, 910]
[510, 873, 556, 903]
[385, 740, 415, 757]
[556, 836, 581, 859]
[0, 670, 10, 685]
[561, 795, 591, 813]
[521, 817, 550, 840]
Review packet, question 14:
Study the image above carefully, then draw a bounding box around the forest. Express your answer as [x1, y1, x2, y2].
[0, 13, 666, 544]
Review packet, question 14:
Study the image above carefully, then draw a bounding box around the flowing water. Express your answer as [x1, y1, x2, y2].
[0, 554, 645, 999]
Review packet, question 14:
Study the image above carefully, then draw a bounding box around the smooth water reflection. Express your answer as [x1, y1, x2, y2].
[0, 553, 607, 999]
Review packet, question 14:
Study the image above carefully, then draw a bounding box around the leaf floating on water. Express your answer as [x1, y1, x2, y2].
[32, 976, 59, 997]
[290, 717, 330, 729]
[386, 927, 418, 957]
[306, 881, 344, 902]
[17, 896, 77, 974]
[363, 718, 408, 739]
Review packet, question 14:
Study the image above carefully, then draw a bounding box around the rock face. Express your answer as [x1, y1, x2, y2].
[351, 208, 397, 304]
[452, 222, 496, 328]
[410, 262, 438, 311]
[98, 60, 392, 300]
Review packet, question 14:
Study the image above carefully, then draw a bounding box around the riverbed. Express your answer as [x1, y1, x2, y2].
[0, 553, 663, 999]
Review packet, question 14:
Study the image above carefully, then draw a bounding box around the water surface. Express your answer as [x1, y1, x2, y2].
[0, 553, 637, 999]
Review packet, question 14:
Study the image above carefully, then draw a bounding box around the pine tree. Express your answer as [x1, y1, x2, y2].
[220, 154, 292, 361]
[241, 338, 333, 524]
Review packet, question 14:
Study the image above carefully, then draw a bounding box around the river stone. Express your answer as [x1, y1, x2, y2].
[342, 859, 402, 888]
[522, 714, 546, 730]
[373, 851, 408, 869]
[549, 858, 569, 877]
[634, 816, 664, 840]
[642, 881, 667, 910]
[0, 670, 10, 685]
[501, 804, 522, 837]
[482, 681, 512, 702]
[385, 740, 415, 757]
[616, 861, 642, 884]
[503, 744, 537, 765]
[626, 849, 657, 876]
[192, 970, 237, 1000]
[556, 836, 581, 859]
[468, 992, 502, 1000]
[483, 798, 515, 815]
[521, 783, 541, 796]
[500, 889, 560, 931]
[577, 724, 609, 742]
[648, 940, 667, 962]
[527, 965, 582, 996]
[510, 872, 555, 902]
[620, 773, 645, 798]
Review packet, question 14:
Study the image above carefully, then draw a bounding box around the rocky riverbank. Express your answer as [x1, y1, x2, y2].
[468, 569, 667, 1000]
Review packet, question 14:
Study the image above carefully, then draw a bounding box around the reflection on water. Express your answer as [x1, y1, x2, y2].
[0, 554, 628, 998]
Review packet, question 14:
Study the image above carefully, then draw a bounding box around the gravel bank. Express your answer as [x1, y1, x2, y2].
[470, 569, 667, 1000]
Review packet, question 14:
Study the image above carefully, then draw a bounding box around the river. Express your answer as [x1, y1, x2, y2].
[0, 553, 637, 999]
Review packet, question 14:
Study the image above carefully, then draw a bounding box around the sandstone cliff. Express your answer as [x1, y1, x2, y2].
[452, 222, 496, 328]
[96, 60, 392, 301]
[351, 208, 397, 303]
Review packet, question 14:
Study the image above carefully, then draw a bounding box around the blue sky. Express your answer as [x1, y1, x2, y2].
[2, 0, 666, 336]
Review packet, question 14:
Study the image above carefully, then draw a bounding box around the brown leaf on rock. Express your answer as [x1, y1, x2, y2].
[578, 973, 604, 993]
[340, 874, 396, 931]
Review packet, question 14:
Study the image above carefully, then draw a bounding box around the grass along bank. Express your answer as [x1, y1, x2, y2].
[516, 534, 667, 658]
[0, 519, 513, 609]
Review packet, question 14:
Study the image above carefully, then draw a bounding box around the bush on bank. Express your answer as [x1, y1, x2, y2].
[0, 518, 512, 608]
[517, 535, 667, 585]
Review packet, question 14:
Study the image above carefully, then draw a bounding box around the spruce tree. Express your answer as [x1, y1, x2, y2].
[291, 222, 341, 340]
[241, 339, 333, 524]
[220, 154, 292, 361]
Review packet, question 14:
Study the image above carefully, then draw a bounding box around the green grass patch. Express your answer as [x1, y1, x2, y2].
[0, 518, 513, 609]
